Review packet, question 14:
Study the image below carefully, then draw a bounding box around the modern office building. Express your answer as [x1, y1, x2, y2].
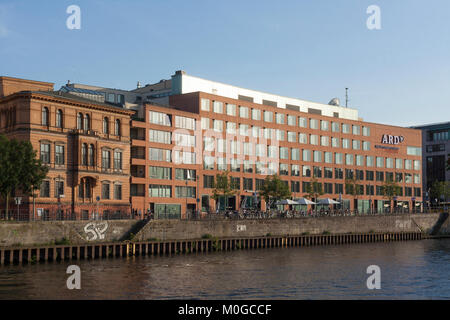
[128, 71, 423, 218]
[0, 76, 134, 219]
[411, 122, 450, 200]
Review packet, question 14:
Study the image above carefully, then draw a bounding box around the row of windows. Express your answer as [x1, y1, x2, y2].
[148, 111, 197, 130]
[101, 183, 122, 200]
[200, 99, 370, 135]
[42, 108, 122, 136]
[40, 179, 123, 200]
[148, 185, 196, 198]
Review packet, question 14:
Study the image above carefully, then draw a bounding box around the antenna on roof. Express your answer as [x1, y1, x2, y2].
[345, 88, 349, 108]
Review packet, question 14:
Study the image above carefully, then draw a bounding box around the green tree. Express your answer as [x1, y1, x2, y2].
[211, 171, 238, 211]
[381, 178, 402, 212]
[345, 176, 363, 209]
[305, 176, 324, 201]
[430, 180, 450, 204]
[0, 135, 48, 219]
[260, 174, 291, 211]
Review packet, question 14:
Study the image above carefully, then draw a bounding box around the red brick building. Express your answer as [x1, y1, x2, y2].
[0, 76, 134, 219]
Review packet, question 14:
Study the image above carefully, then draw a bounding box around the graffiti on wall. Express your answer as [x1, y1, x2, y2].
[84, 222, 109, 241]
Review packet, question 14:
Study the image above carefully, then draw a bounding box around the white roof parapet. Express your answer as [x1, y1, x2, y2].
[172, 72, 359, 121]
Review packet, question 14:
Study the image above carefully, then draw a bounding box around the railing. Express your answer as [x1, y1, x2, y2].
[0, 209, 134, 222]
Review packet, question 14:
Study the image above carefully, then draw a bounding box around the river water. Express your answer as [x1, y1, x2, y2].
[0, 239, 449, 300]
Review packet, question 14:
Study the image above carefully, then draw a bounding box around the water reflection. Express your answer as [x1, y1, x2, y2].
[0, 240, 449, 299]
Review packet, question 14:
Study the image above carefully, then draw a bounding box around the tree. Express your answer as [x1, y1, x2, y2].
[380, 178, 402, 212]
[0, 135, 48, 219]
[260, 174, 291, 211]
[345, 176, 363, 210]
[430, 180, 450, 205]
[305, 176, 324, 214]
[211, 171, 238, 211]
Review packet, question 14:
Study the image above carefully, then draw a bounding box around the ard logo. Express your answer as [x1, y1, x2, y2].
[381, 134, 404, 145]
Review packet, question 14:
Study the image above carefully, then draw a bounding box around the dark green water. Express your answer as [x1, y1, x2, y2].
[1, 239, 449, 299]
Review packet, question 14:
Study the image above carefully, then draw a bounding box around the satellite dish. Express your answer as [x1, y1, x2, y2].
[328, 98, 340, 106]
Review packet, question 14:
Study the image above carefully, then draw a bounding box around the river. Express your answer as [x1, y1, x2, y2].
[1, 239, 449, 299]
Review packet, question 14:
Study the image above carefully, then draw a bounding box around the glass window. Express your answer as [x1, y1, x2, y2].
[342, 139, 350, 149]
[77, 112, 82, 130]
[149, 148, 171, 162]
[150, 166, 172, 180]
[291, 148, 300, 161]
[114, 150, 122, 170]
[386, 158, 394, 169]
[264, 111, 273, 122]
[213, 120, 223, 132]
[115, 119, 121, 136]
[321, 120, 329, 131]
[239, 124, 249, 136]
[407, 146, 421, 156]
[352, 140, 360, 150]
[174, 133, 195, 147]
[324, 152, 332, 164]
[331, 137, 340, 148]
[42, 107, 49, 126]
[376, 157, 384, 168]
[226, 104, 236, 116]
[114, 184, 122, 200]
[56, 109, 63, 128]
[84, 114, 90, 131]
[346, 154, 354, 165]
[201, 117, 209, 130]
[226, 122, 236, 134]
[362, 141, 370, 151]
[276, 113, 285, 124]
[149, 111, 171, 126]
[175, 116, 196, 130]
[366, 156, 374, 167]
[251, 109, 261, 120]
[299, 133, 308, 144]
[342, 123, 350, 134]
[321, 136, 329, 146]
[149, 129, 171, 144]
[356, 155, 364, 166]
[313, 151, 322, 163]
[332, 122, 340, 132]
[55, 145, 65, 165]
[287, 115, 296, 126]
[213, 101, 223, 114]
[352, 125, 360, 135]
[335, 153, 343, 165]
[201, 98, 210, 111]
[414, 160, 421, 171]
[291, 164, 300, 176]
[102, 150, 111, 169]
[239, 106, 249, 118]
[40, 143, 50, 164]
[102, 183, 110, 199]
[276, 129, 285, 141]
[362, 126, 370, 136]
[395, 159, 403, 169]
[405, 160, 412, 170]
[310, 119, 319, 129]
[103, 117, 109, 134]
[173, 151, 196, 164]
[299, 117, 307, 128]
[303, 149, 311, 162]
[280, 147, 289, 159]
[287, 131, 296, 142]
[310, 135, 319, 145]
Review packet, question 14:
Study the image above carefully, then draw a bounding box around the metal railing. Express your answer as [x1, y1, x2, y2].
[0, 209, 134, 222]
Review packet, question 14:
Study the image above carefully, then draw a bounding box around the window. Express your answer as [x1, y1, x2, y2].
[280, 163, 289, 175]
[256, 144, 266, 157]
[376, 171, 384, 182]
[107, 93, 115, 103]
[227, 104, 236, 116]
[335, 153, 343, 164]
[405, 160, 412, 170]
[332, 122, 340, 132]
[114, 184, 122, 200]
[342, 139, 350, 149]
[313, 151, 322, 163]
[280, 147, 289, 160]
[321, 136, 329, 146]
[175, 116, 196, 130]
[175, 186, 196, 198]
[56, 109, 63, 128]
[335, 168, 343, 179]
[88, 144, 94, 166]
[243, 143, 252, 156]
[240, 124, 249, 136]
[84, 114, 90, 131]
[407, 146, 421, 156]
[331, 137, 340, 148]
[81, 144, 87, 165]
[366, 156, 374, 167]
[204, 156, 215, 170]
[352, 140, 360, 150]
[386, 158, 394, 169]
[213, 120, 223, 132]
[149, 111, 171, 126]
[324, 167, 333, 179]
[395, 159, 403, 169]
[310, 135, 319, 145]
[264, 111, 273, 122]
[324, 152, 332, 164]
[174, 133, 195, 147]
[201, 98, 210, 111]
[77, 112, 82, 130]
[216, 139, 226, 153]
[102, 150, 111, 169]
[303, 149, 311, 162]
[342, 123, 350, 134]
[362, 126, 370, 136]
[115, 119, 121, 136]
[292, 181, 300, 193]
[114, 150, 122, 170]
[239, 106, 249, 118]
[226, 122, 236, 134]
[310, 119, 319, 129]
[244, 161, 253, 173]
[291, 148, 300, 161]
[103, 117, 109, 134]
[252, 109, 261, 120]
[201, 118, 209, 130]
[302, 165, 311, 177]
[150, 166, 172, 180]
[362, 141, 370, 151]
[230, 140, 240, 154]
[276, 113, 285, 124]
[252, 126, 261, 138]
[243, 178, 253, 191]
[287, 115, 296, 126]
[217, 158, 227, 171]
[299, 117, 307, 128]
[345, 154, 354, 165]
[288, 131, 296, 142]
[203, 175, 214, 188]
[173, 151, 196, 164]
[313, 166, 322, 178]
[335, 183, 343, 194]
[40, 143, 50, 164]
[149, 129, 171, 144]
[231, 159, 241, 172]
[291, 164, 300, 176]
[42, 107, 49, 126]
[366, 171, 374, 181]
[150, 185, 172, 198]
[213, 101, 223, 114]
[40, 180, 50, 198]
[352, 125, 360, 135]
[276, 129, 284, 141]
[54, 145, 64, 165]
[376, 157, 384, 168]
[175, 168, 196, 181]
[321, 120, 329, 131]
[414, 160, 421, 171]
[55, 180, 64, 198]
[356, 155, 364, 166]
[299, 133, 308, 144]
[268, 145, 277, 158]
[263, 128, 273, 140]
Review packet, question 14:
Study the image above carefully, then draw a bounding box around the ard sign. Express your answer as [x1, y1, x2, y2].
[381, 134, 404, 145]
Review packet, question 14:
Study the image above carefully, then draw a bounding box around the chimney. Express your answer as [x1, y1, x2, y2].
[137, 81, 142, 89]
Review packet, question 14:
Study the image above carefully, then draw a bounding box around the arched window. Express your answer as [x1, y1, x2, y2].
[81, 143, 87, 165]
[77, 113, 83, 130]
[103, 117, 109, 134]
[56, 109, 63, 128]
[115, 119, 121, 136]
[42, 107, 49, 126]
[88, 144, 94, 166]
[84, 114, 90, 131]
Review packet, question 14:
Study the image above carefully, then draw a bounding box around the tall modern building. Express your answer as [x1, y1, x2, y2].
[411, 122, 450, 200]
